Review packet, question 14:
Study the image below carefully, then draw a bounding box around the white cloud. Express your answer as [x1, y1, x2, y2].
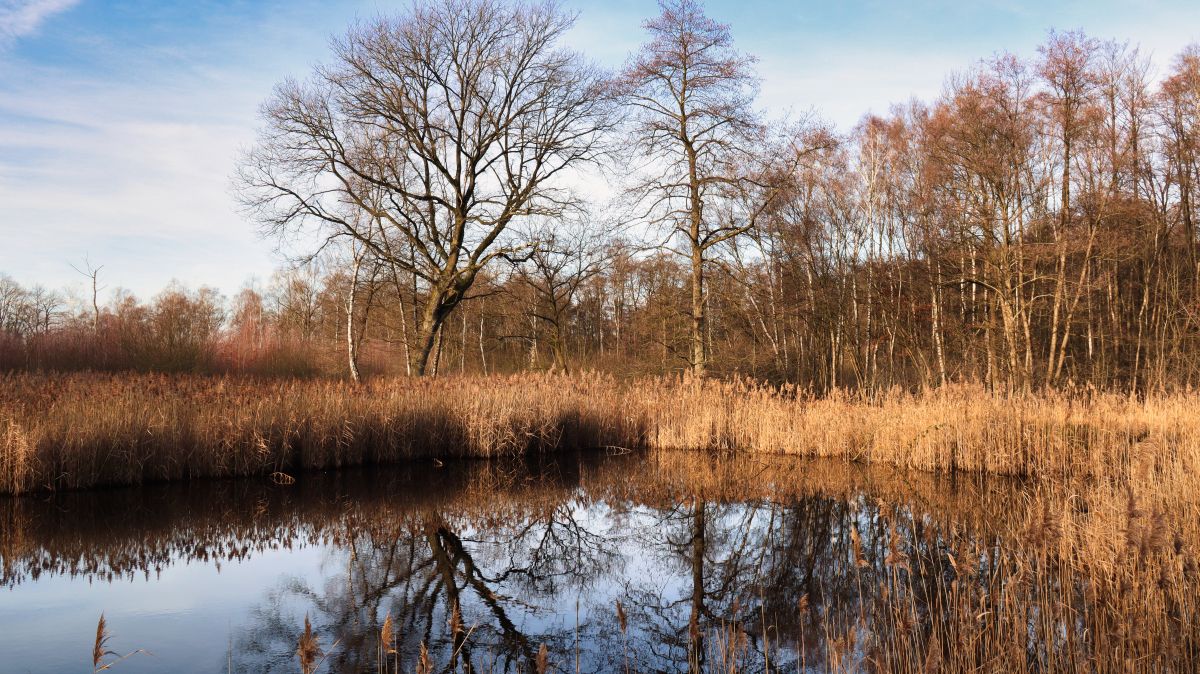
[0, 0, 79, 42]
[0, 60, 278, 299]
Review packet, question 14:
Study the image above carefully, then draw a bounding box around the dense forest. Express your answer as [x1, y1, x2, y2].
[4, 0, 1200, 394]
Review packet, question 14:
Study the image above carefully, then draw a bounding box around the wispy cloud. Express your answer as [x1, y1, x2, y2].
[0, 60, 278, 297]
[0, 0, 78, 42]
[2, 0, 1198, 299]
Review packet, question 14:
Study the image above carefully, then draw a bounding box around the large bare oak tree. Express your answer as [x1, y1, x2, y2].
[237, 0, 613, 375]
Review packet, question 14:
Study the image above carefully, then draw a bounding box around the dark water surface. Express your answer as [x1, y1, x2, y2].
[0, 451, 1083, 672]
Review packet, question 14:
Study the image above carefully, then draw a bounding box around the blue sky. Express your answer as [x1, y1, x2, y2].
[1, 0, 1198, 303]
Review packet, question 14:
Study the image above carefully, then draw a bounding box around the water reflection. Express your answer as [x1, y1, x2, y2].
[2, 451, 1197, 672]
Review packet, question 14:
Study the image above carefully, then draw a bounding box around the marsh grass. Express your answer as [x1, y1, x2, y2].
[297, 614, 323, 674]
[90, 613, 148, 672]
[0, 372, 646, 494]
[4, 372, 1200, 670]
[2, 372, 1199, 494]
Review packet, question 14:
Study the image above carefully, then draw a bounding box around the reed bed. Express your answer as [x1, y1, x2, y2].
[6, 374, 1199, 671]
[0, 372, 643, 494]
[2, 372, 1200, 494]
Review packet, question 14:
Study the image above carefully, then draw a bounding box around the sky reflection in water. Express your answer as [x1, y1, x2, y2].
[0, 451, 1025, 673]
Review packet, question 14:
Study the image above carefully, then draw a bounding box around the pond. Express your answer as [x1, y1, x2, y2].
[0, 450, 1195, 673]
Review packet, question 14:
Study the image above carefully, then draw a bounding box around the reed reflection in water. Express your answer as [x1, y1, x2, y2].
[2, 450, 1197, 673]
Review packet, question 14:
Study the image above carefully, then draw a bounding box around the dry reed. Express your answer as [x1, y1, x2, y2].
[2, 372, 1198, 494]
[5, 373, 1199, 669]
[92, 613, 109, 672]
[297, 614, 322, 674]
[90, 613, 147, 672]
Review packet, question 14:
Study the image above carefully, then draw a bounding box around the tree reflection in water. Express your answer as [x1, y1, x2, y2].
[2, 451, 1198, 673]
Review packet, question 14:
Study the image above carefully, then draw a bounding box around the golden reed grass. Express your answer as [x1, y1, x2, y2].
[1, 372, 1199, 494]
[0, 372, 645, 494]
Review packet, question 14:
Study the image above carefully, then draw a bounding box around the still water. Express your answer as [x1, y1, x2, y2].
[0, 450, 1183, 673]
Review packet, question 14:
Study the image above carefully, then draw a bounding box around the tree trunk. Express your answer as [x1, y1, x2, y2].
[550, 320, 569, 374]
[346, 257, 362, 384]
[688, 499, 707, 673]
[690, 244, 706, 376]
[412, 293, 446, 377]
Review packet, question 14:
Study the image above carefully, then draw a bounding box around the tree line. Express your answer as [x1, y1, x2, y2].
[5, 0, 1200, 393]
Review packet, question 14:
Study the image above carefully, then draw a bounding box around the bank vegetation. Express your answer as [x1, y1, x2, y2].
[2, 372, 1198, 494]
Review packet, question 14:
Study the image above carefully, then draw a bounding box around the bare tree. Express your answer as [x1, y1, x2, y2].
[0, 275, 29, 335]
[70, 257, 104, 333]
[518, 216, 611, 373]
[237, 0, 614, 375]
[616, 0, 762, 376]
[1038, 30, 1101, 387]
[1161, 45, 1200, 280]
[269, 262, 325, 341]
